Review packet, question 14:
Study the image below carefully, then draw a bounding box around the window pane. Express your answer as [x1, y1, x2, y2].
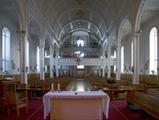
[131, 41, 133, 66]
[2, 27, 10, 72]
[121, 46, 124, 73]
[37, 46, 40, 72]
[149, 27, 157, 74]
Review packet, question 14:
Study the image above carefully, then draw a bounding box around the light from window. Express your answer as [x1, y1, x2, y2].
[131, 41, 133, 66]
[77, 65, 84, 69]
[77, 39, 84, 47]
[45, 50, 50, 58]
[149, 27, 158, 74]
[26, 40, 29, 72]
[121, 46, 124, 73]
[37, 46, 40, 72]
[111, 51, 116, 58]
[114, 65, 116, 73]
[2, 27, 10, 72]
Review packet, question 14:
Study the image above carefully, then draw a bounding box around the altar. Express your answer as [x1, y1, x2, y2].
[43, 91, 110, 120]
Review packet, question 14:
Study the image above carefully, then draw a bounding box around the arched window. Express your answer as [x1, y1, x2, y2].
[131, 41, 133, 66]
[26, 40, 29, 72]
[149, 27, 158, 74]
[37, 46, 40, 72]
[111, 50, 117, 72]
[2, 27, 10, 72]
[111, 51, 116, 58]
[77, 39, 84, 47]
[121, 46, 124, 73]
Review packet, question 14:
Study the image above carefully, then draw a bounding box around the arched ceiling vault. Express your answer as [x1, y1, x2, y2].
[33, 0, 127, 44]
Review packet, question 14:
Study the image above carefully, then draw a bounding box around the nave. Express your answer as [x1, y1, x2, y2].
[1, 0, 159, 119]
[66, 79, 92, 91]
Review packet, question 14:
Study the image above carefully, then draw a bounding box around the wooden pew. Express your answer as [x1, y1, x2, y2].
[127, 91, 159, 119]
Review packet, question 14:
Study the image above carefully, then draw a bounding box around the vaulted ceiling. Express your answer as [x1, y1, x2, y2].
[33, 0, 127, 44]
[1, 0, 159, 58]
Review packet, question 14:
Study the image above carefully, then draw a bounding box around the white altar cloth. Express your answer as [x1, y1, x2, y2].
[43, 91, 110, 119]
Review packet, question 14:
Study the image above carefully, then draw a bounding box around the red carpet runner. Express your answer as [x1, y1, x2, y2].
[0, 99, 157, 120]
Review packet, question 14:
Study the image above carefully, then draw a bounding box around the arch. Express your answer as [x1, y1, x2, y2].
[117, 17, 133, 72]
[62, 28, 100, 44]
[134, 0, 145, 32]
[58, 20, 104, 41]
[118, 17, 133, 45]
[54, 8, 107, 42]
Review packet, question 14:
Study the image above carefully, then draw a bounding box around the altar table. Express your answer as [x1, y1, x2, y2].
[43, 91, 110, 120]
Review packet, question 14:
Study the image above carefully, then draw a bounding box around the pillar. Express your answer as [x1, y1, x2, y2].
[133, 33, 140, 84]
[39, 37, 45, 80]
[17, 30, 28, 84]
[102, 65, 105, 77]
[107, 47, 111, 78]
[56, 47, 59, 77]
[49, 45, 54, 78]
[116, 45, 121, 80]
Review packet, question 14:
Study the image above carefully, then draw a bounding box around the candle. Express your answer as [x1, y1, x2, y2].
[58, 83, 60, 91]
[51, 83, 54, 91]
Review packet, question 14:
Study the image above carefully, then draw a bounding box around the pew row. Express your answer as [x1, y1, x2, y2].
[127, 91, 159, 119]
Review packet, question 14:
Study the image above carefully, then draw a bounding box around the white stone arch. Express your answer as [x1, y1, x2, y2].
[134, 0, 145, 33]
[130, 0, 145, 84]
[116, 17, 133, 79]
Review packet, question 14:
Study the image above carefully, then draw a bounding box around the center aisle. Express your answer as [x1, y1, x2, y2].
[66, 79, 92, 91]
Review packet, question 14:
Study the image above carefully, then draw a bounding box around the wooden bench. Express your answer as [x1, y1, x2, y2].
[127, 91, 159, 119]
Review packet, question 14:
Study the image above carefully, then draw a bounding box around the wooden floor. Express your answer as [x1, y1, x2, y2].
[66, 79, 92, 91]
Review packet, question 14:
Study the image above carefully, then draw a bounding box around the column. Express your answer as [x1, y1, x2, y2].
[157, 31, 159, 75]
[102, 48, 106, 78]
[107, 65, 111, 78]
[116, 45, 121, 80]
[56, 48, 59, 77]
[107, 47, 111, 78]
[17, 30, 28, 84]
[102, 65, 105, 77]
[133, 33, 140, 84]
[39, 38, 45, 80]
[49, 45, 54, 78]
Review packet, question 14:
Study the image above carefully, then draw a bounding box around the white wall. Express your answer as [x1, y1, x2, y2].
[0, 15, 20, 75]
[140, 13, 159, 74]
[29, 37, 39, 73]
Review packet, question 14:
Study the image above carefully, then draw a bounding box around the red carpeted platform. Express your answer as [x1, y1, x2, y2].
[0, 99, 157, 120]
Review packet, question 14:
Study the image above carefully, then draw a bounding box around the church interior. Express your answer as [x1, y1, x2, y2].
[0, 0, 159, 120]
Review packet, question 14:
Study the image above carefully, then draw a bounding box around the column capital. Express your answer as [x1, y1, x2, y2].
[16, 30, 26, 34]
[133, 30, 142, 38]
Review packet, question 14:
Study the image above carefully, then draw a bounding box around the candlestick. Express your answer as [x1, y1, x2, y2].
[51, 83, 54, 91]
[57, 83, 60, 91]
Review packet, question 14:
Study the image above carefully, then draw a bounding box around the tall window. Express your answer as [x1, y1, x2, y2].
[111, 50, 117, 72]
[26, 40, 29, 72]
[121, 46, 124, 73]
[37, 46, 40, 72]
[2, 27, 10, 72]
[131, 41, 133, 66]
[149, 27, 158, 74]
[111, 50, 116, 58]
[77, 39, 84, 47]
